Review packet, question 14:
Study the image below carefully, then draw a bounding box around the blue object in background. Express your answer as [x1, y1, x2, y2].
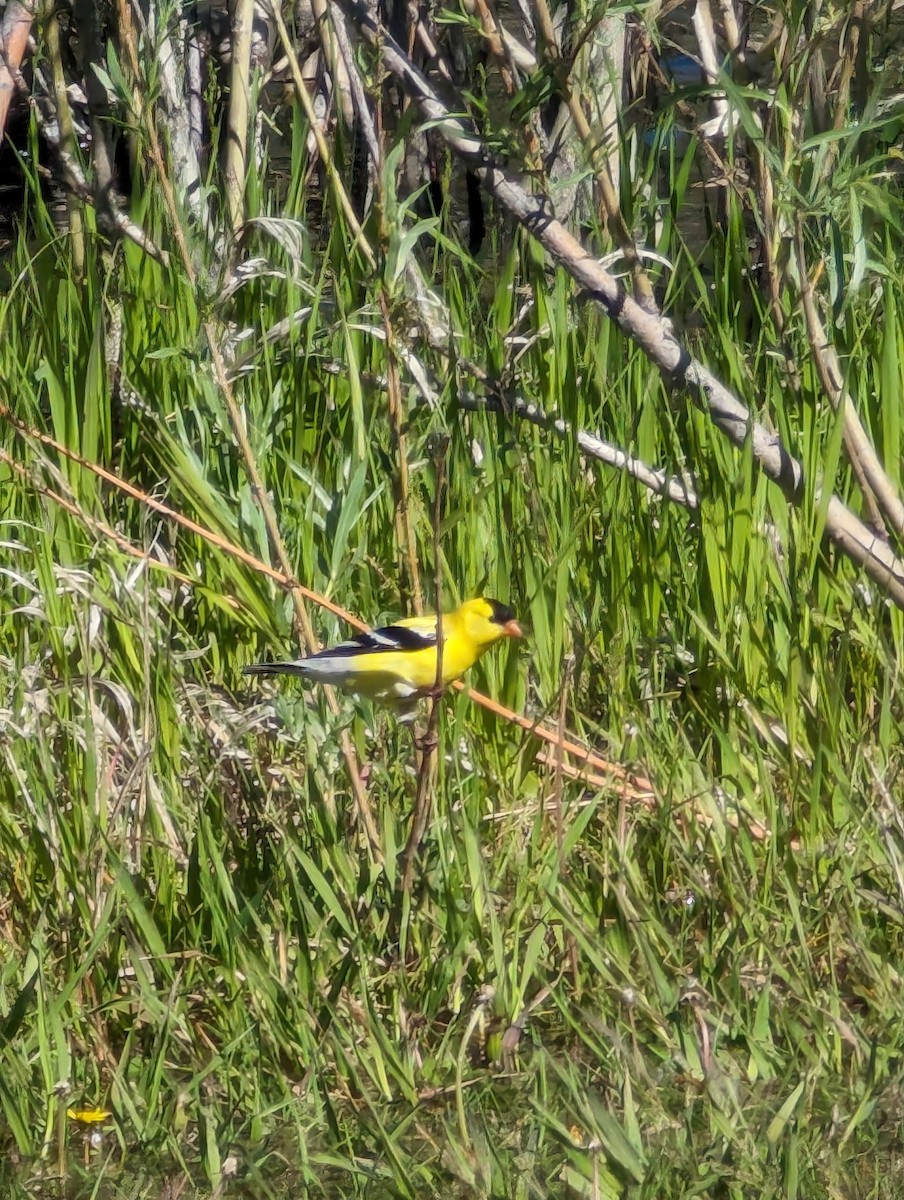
[662, 52, 705, 86]
[642, 127, 692, 149]
[660, 51, 733, 86]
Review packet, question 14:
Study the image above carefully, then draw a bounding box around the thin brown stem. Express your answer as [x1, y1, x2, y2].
[0, 448, 197, 592]
[795, 227, 904, 539]
[380, 291, 422, 614]
[401, 443, 447, 893]
[108, 3, 380, 854]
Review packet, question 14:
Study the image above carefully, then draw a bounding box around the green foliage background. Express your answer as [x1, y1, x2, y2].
[2, 2, 904, 1196]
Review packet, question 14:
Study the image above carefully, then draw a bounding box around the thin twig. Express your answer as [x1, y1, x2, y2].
[533, 752, 653, 800]
[402, 440, 448, 892]
[465, 686, 651, 790]
[0, 448, 199, 593]
[381, 291, 423, 613]
[457, 390, 699, 508]
[267, 0, 376, 270]
[0, 405, 339, 607]
[795, 226, 904, 539]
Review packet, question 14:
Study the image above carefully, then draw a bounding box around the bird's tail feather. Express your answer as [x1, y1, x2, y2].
[242, 661, 311, 678]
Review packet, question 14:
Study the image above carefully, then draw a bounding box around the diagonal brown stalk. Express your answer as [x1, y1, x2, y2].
[0, 448, 197, 592]
[109, 6, 381, 856]
[1, 402, 652, 800]
[795, 227, 904, 540]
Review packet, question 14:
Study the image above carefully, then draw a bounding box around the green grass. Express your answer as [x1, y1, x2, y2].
[3, 13, 904, 1198]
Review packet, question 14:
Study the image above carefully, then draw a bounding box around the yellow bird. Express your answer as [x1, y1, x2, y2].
[243, 597, 523, 703]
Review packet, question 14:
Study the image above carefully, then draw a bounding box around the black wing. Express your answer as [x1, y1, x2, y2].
[316, 622, 437, 660]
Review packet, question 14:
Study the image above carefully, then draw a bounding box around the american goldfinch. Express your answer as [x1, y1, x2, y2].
[243, 597, 523, 702]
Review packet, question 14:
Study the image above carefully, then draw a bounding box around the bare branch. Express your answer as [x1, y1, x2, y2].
[329, 5, 379, 166]
[334, 0, 904, 609]
[795, 230, 904, 540]
[458, 391, 699, 509]
[34, 90, 169, 265]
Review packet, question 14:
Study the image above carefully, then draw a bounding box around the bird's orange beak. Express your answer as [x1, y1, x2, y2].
[503, 619, 524, 638]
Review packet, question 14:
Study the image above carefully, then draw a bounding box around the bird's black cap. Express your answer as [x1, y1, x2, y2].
[487, 599, 517, 625]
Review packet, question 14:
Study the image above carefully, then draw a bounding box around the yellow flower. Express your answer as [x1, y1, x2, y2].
[66, 1107, 112, 1124]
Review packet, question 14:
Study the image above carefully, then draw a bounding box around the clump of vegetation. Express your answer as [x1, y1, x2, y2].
[1, 0, 904, 1196]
